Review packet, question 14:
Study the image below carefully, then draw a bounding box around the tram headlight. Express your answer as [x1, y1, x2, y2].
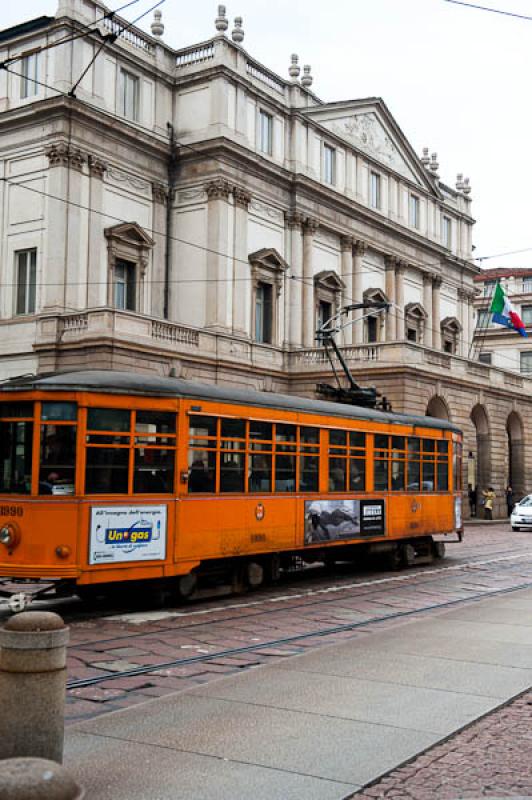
[0, 524, 20, 549]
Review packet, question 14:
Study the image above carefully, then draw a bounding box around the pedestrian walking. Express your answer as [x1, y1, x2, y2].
[468, 484, 477, 517]
[506, 485, 514, 517]
[482, 487, 496, 520]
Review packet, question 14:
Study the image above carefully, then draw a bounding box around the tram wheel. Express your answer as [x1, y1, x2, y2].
[246, 561, 265, 589]
[432, 541, 445, 559]
[401, 543, 417, 568]
[385, 546, 402, 571]
[175, 573, 198, 601]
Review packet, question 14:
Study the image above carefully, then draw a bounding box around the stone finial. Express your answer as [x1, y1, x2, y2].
[421, 147, 430, 167]
[429, 152, 439, 176]
[463, 177, 471, 195]
[215, 5, 228, 33]
[456, 173, 464, 191]
[151, 8, 164, 37]
[301, 64, 313, 88]
[289, 54, 300, 80]
[231, 16, 244, 42]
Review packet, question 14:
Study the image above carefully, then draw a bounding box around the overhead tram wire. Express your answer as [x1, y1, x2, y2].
[442, 0, 532, 22]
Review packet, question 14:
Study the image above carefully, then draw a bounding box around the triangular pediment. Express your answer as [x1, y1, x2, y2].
[441, 315, 462, 332]
[105, 222, 154, 247]
[405, 302, 428, 320]
[303, 98, 439, 194]
[248, 248, 288, 272]
[314, 270, 345, 292]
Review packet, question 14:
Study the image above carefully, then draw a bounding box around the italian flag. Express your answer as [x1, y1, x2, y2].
[490, 283, 527, 337]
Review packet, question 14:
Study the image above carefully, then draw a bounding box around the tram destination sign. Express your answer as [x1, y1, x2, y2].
[89, 505, 167, 565]
[304, 499, 385, 544]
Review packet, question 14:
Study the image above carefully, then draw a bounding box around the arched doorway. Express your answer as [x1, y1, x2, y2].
[426, 395, 451, 421]
[507, 412, 525, 500]
[470, 404, 491, 492]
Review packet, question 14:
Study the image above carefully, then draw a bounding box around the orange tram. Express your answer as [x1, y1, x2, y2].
[0, 370, 463, 605]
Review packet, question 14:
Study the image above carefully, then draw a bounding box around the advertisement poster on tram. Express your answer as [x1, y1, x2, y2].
[89, 506, 167, 565]
[304, 499, 385, 544]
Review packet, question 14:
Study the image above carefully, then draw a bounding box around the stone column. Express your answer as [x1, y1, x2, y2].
[352, 240, 366, 344]
[151, 182, 168, 319]
[205, 178, 232, 330]
[423, 273, 433, 348]
[286, 212, 304, 347]
[87, 155, 107, 309]
[458, 289, 469, 357]
[232, 187, 251, 336]
[395, 261, 405, 341]
[340, 236, 354, 345]
[384, 256, 397, 341]
[302, 217, 319, 347]
[432, 276, 442, 350]
[467, 294, 475, 357]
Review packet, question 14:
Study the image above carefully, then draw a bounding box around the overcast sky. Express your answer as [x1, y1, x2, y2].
[4, 0, 531, 270]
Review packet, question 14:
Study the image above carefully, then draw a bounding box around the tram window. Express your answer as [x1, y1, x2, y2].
[329, 457, 347, 491]
[391, 436, 405, 450]
[422, 460, 435, 491]
[188, 450, 216, 493]
[300, 427, 319, 451]
[391, 460, 405, 490]
[134, 448, 175, 493]
[0, 402, 33, 418]
[275, 455, 296, 492]
[375, 435, 389, 451]
[437, 441, 448, 455]
[87, 408, 130, 432]
[300, 455, 319, 492]
[0, 420, 33, 494]
[374, 459, 388, 491]
[221, 419, 246, 440]
[249, 421, 272, 448]
[189, 415, 217, 444]
[276, 424, 296, 452]
[407, 460, 421, 490]
[330, 430, 347, 448]
[136, 411, 176, 439]
[41, 402, 77, 422]
[250, 454, 272, 492]
[408, 438, 420, 454]
[423, 439, 436, 453]
[437, 460, 449, 491]
[453, 442, 462, 491]
[350, 432, 366, 449]
[220, 451, 245, 493]
[349, 458, 365, 491]
[85, 447, 129, 494]
[39, 425, 76, 495]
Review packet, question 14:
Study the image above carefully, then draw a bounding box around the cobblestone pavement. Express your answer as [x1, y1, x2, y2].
[57, 524, 532, 726]
[349, 689, 532, 799]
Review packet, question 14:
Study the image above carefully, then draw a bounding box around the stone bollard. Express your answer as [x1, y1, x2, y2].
[0, 757, 83, 799]
[0, 611, 69, 763]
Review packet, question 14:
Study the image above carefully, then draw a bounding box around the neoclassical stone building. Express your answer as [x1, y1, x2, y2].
[0, 0, 530, 514]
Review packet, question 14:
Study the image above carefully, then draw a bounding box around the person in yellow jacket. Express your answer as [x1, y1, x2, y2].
[482, 487, 496, 520]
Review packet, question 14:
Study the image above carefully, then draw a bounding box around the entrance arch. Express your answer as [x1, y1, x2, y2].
[426, 395, 451, 421]
[507, 411, 525, 499]
[470, 404, 491, 491]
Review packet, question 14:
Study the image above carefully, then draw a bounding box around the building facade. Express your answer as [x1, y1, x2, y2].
[0, 0, 530, 514]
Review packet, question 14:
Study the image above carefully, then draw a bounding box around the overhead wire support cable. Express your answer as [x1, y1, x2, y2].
[443, 0, 532, 22]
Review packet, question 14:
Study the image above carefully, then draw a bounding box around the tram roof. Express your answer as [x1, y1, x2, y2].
[0, 370, 460, 433]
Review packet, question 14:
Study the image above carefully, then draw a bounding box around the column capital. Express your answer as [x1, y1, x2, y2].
[285, 210, 305, 229]
[384, 254, 399, 271]
[432, 276, 442, 289]
[233, 186, 251, 208]
[353, 239, 367, 256]
[206, 178, 232, 200]
[45, 143, 86, 172]
[152, 182, 169, 205]
[303, 216, 319, 234]
[88, 155, 107, 178]
[340, 235, 355, 252]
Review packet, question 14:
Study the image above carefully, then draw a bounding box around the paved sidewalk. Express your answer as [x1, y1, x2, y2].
[64, 586, 532, 799]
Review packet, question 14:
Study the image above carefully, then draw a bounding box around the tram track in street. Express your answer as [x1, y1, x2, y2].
[65, 575, 532, 691]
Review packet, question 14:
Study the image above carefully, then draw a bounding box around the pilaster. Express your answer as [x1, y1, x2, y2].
[340, 236, 354, 345]
[423, 273, 433, 348]
[432, 276, 442, 350]
[352, 240, 366, 344]
[385, 255, 397, 341]
[232, 186, 251, 335]
[286, 211, 305, 347]
[302, 217, 319, 347]
[205, 178, 233, 330]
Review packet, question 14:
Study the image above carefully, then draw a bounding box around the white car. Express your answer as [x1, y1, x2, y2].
[510, 495, 532, 531]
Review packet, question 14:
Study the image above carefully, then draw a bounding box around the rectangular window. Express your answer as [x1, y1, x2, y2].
[367, 315, 378, 343]
[329, 430, 366, 492]
[521, 305, 532, 326]
[15, 249, 37, 315]
[0, 403, 33, 495]
[85, 408, 131, 494]
[134, 410, 176, 494]
[476, 308, 491, 328]
[259, 110, 273, 155]
[407, 328, 417, 343]
[409, 194, 420, 229]
[522, 277, 532, 293]
[323, 144, 336, 185]
[478, 352, 492, 365]
[442, 216, 452, 248]
[114, 260, 136, 311]
[255, 282, 273, 344]
[119, 69, 139, 121]
[520, 351, 532, 375]
[482, 279, 497, 297]
[20, 52, 39, 99]
[317, 300, 332, 331]
[370, 172, 381, 209]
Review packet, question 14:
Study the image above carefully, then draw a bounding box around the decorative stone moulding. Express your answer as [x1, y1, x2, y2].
[152, 182, 169, 204]
[88, 155, 107, 177]
[284, 210, 305, 229]
[215, 5, 228, 32]
[206, 178, 233, 200]
[151, 9, 164, 37]
[462, 177, 471, 195]
[456, 173, 464, 191]
[232, 17, 244, 43]
[301, 65, 313, 87]
[421, 147, 430, 167]
[45, 143, 86, 171]
[289, 54, 300, 79]
[233, 186, 251, 208]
